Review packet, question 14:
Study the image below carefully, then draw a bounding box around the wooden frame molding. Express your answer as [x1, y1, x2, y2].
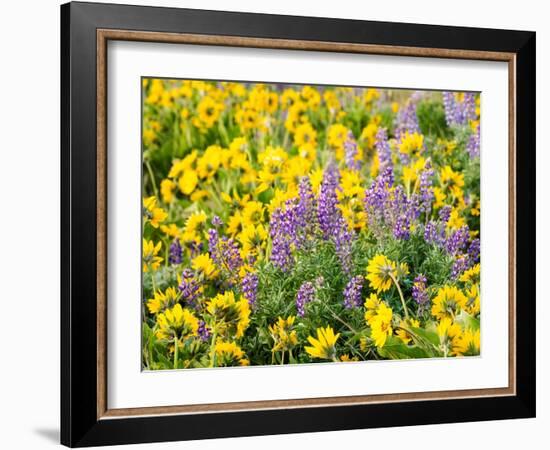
[96, 28, 517, 420]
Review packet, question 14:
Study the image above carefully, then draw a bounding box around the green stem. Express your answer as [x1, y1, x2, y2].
[173, 336, 179, 369]
[280, 350, 285, 365]
[209, 329, 218, 368]
[389, 273, 410, 320]
[324, 304, 358, 334]
[151, 272, 158, 295]
[145, 159, 159, 199]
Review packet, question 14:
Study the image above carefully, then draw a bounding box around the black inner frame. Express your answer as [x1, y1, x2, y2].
[61, 2, 536, 447]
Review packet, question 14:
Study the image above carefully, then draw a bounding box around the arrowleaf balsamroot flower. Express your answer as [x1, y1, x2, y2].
[366, 254, 407, 293]
[214, 340, 249, 366]
[206, 291, 250, 339]
[431, 285, 468, 320]
[155, 304, 199, 341]
[142, 239, 163, 272]
[305, 326, 340, 361]
[269, 316, 298, 353]
[147, 287, 179, 315]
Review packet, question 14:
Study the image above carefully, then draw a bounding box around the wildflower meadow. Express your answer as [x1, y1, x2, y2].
[141, 79, 481, 370]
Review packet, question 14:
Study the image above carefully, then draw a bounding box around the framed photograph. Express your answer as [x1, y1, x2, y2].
[61, 1, 536, 447]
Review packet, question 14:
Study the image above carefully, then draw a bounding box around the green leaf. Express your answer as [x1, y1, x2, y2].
[409, 327, 440, 347]
[377, 336, 430, 360]
[455, 311, 480, 331]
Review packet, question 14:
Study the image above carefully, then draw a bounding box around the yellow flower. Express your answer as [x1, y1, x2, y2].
[369, 303, 393, 348]
[431, 285, 468, 320]
[305, 326, 339, 360]
[191, 253, 218, 279]
[221, 191, 251, 209]
[471, 200, 480, 216]
[363, 88, 380, 104]
[301, 85, 321, 109]
[238, 224, 268, 256]
[155, 304, 199, 341]
[268, 316, 298, 352]
[398, 132, 424, 156]
[440, 165, 464, 189]
[364, 293, 381, 324]
[197, 145, 223, 179]
[464, 283, 480, 316]
[294, 122, 317, 148]
[182, 211, 208, 242]
[160, 179, 176, 203]
[339, 354, 359, 362]
[142, 239, 163, 272]
[196, 96, 223, 128]
[436, 317, 462, 342]
[206, 291, 250, 338]
[361, 122, 378, 149]
[168, 151, 197, 179]
[327, 123, 348, 150]
[143, 196, 168, 228]
[365, 254, 398, 292]
[323, 90, 341, 111]
[446, 207, 466, 230]
[460, 264, 480, 285]
[227, 211, 243, 236]
[214, 340, 249, 366]
[451, 328, 480, 356]
[433, 187, 446, 209]
[178, 170, 198, 195]
[241, 201, 265, 226]
[160, 223, 181, 239]
[147, 287, 179, 315]
[395, 318, 420, 345]
[281, 88, 299, 108]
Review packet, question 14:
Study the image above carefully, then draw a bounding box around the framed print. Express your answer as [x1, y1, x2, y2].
[60, 1, 536, 447]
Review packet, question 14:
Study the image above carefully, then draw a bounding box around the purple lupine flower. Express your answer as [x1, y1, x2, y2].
[375, 128, 393, 173]
[393, 214, 411, 240]
[208, 228, 220, 262]
[295, 176, 317, 247]
[439, 205, 452, 223]
[211, 215, 223, 227]
[463, 93, 477, 122]
[333, 217, 354, 274]
[395, 100, 420, 141]
[208, 227, 243, 274]
[343, 275, 364, 309]
[364, 166, 418, 240]
[241, 272, 259, 308]
[296, 281, 315, 317]
[197, 320, 211, 342]
[221, 237, 243, 272]
[316, 164, 356, 271]
[412, 274, 429, 307]
[442, 92, 457, 127]
[423, 221, 437, 243]
[317, 163, 341, 240]
[188, 240, 203, 258]
[443, 91, 477, 126]
[445, 225, 470, 256]
[419, 160, 434, 214]
[468, 238, 480, 264]
[344, 131, 361, 171]
[169, 239, 183, 265]
[269, 207, 294, 271]
[178, 269, 201, 308]
[451, 254, 470, 279]
[467, 124, 480, 158]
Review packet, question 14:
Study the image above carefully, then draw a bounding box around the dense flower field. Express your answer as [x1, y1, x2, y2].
[141, 78, 481, 370]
